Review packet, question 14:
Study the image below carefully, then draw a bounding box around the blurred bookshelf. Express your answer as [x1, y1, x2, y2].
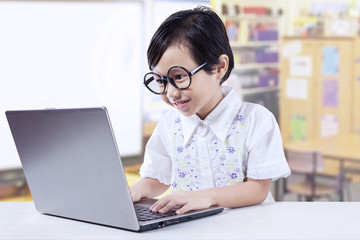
[214, 0, 284, 122]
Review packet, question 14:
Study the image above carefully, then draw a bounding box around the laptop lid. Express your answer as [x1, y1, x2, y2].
[6, 107, 140, 231]
[6, 107, 224, 232]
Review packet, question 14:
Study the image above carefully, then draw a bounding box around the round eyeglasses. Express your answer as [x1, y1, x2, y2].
[143, 62, 208, 94]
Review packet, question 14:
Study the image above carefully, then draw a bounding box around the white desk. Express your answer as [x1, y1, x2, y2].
[0, 202, 359, 239]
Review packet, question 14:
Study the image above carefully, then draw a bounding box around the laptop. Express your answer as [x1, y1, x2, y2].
[5, 107, 224, 232]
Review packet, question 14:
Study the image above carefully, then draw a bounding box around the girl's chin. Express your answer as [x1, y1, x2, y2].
[177, 107, 195, 117]
[179, 111, 193, 117]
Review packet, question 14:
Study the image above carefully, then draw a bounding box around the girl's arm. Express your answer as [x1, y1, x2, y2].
[150, 178, 271, 215]
[129, 177, 170, 202]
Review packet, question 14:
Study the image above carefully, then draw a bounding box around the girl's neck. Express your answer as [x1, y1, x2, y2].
[196, 88, 224, 120]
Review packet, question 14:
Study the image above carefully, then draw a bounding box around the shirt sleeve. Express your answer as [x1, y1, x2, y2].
[139, 118, 172, 185]
[245, 105, 291, 181]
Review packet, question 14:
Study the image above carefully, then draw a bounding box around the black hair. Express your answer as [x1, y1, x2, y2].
[147, 6, 234, 84]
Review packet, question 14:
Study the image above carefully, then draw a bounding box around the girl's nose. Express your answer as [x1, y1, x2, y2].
[166, 83, 181, 100]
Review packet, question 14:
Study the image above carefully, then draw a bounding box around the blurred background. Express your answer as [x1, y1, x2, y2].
[0, 0, 360, 202]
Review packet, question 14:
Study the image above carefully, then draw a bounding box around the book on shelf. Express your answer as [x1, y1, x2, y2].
[229, 69, 279, 89]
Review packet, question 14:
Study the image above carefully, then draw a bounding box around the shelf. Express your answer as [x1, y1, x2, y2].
[234, 63, 279, 71]
[223, 15, 280, 22]
[240, 87, 279, 95]
[231, 41, 278, 47]
[217, 1, 281, 122]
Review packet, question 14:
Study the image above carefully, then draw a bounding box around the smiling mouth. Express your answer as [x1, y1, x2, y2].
[173, 100, 190, 109]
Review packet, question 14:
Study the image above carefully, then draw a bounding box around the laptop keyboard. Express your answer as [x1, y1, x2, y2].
[135, 204, 177, 221]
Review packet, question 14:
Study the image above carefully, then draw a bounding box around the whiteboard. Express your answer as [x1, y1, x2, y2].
[0, 1, 144, 170]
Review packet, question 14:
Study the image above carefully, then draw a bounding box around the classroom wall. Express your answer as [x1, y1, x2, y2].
[0, 0, 212, 171]
[0, 1, 144, 170]
[281, 37, 360, 143]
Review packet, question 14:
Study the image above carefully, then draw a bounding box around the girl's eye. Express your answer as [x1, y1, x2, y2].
[156, 79, 164, 85]
[174, 74, 186, 80]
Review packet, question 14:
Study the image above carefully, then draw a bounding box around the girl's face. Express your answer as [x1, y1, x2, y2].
[153, 44, 224, 120]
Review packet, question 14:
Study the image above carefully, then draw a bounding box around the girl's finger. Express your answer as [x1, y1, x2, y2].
[176, 203, 191, 215]
[158, 199, 177, 213]
[150, 197, 170, 212]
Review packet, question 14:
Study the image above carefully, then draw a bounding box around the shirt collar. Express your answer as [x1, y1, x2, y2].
[180, 86, 241, 145]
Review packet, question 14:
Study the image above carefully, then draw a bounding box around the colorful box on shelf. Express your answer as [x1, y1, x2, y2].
[250, 23, 279, 41]
[253, 30, 278, 41]
[233, 69, 279, 89]
[242, 7, 269, 15]
[225, 21, 239, 41]
[234, 48, 256, 64]
[256, 47, 278, 63]
[259, 72, 278, 88]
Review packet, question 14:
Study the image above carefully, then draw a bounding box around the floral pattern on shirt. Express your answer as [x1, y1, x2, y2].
[170, 112, 248, 192]
[210, 114, 247, 187]
[170, 117, 200, 191]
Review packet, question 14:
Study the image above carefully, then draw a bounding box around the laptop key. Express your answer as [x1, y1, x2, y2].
[135, 205, 177, 221]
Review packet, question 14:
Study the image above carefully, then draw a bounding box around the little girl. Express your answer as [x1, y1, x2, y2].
[130, 6, 291, 215]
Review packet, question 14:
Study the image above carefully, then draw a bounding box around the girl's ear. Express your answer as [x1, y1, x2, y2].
[216, 54, 229, 82]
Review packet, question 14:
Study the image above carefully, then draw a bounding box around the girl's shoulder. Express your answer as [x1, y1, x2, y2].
[239, 102, 274, 120]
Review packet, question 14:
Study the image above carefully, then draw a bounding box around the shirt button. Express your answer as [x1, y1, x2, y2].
[197, 121, 208, 136]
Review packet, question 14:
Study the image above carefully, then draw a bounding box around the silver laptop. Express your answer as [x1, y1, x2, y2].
[5, 107, 223, 232]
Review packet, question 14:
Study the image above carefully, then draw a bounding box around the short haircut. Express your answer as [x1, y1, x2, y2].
[147, 6, 234, 84]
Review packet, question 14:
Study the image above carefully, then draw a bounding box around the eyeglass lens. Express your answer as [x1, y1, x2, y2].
[144, 74, 165, 94]
[168, 67, 190, 89]
[145, 67, 190, 94]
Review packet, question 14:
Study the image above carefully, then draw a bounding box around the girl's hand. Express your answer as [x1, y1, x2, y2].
[150, 190, 214, 215]
[129, 177, 170, 203]
[129, 187, 142, 202]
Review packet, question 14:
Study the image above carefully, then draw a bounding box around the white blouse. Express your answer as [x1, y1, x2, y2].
[140, 86, 291, 202]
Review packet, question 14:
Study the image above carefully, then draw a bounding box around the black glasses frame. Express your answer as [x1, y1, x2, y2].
[143, 62, 208, 94]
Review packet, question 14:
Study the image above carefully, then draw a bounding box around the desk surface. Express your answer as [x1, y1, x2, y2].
[1, 202, 359, 239]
